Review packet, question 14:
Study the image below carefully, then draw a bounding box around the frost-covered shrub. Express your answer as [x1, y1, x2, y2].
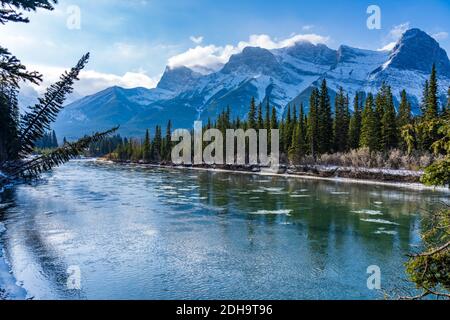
[387, 149, 402, 169]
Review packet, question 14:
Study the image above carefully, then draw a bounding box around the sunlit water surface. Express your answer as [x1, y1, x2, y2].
[0, 160, 446, 299]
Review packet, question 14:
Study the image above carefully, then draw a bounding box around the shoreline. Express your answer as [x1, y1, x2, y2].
[97, 159, 450, 193]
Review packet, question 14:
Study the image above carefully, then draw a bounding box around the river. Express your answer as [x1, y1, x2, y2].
[0, 160, 445, 299]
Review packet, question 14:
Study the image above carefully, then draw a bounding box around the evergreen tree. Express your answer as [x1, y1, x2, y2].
[348, 93, 362, 150]
[373, 84, 388, 151]
[143, 129, 151, 162]
[426, 64, 439, 119]
[152, 125, 162, 161]
[270, 106, 278, 129]
[284, 104, 292, 152]
[421, 80, 429, 114]
[264, 101, 270, 130]
[51, 130, 58, 148]
[381, 86, 398, 151]
[398, 90, 412, 128]
[360, 93, 378, 151]
[257, 103, 263, 130]
[333, 87, 350, 152]
[248, 97, 257, 129]
[318, 79, 333, 154]
[307, 88, 320, 158]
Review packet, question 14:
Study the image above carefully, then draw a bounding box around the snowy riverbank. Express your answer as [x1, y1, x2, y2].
[98, 159, 449, 193]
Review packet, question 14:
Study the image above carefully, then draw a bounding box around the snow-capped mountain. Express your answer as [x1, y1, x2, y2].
[53, 28, 450, 140]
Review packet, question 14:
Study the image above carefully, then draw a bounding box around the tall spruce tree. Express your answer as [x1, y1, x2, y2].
[248, 97, 257, 129]
[333, 87, 350, 152]
[381, 85, 398, 151]
[143, 129, 151, 162]
[318, 79, 333, 154]
[307, 88, 320, 158]
[257, 103, 263, 130]
[360, 93, 378, 151]
[348, 93, 362, 150]
[426, 64, 439, 119]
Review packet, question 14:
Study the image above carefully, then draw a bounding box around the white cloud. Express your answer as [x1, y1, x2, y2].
[189, 36, 204, 44]
[388, 22, 410, 40]
[26, 64, 160, 97]
[168, 33, 330, 72]
[432, 31, 448, 40]
[377, 22, 410, 51]
[302, 25, 314, 31]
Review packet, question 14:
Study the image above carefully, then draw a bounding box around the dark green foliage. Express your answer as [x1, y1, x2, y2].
[318, 79, 333, 154]
[35, 130, 58, 149]
[0, 0, 56, 24]
[0, 46, 41, 87]
[405, 207, 450, 299]
[9, 127, 118, 179]
[307, 87, 320, 158]
[425, 64, 439, 120]
[247, 97, 257, 129]
[381, 85, 398, 151]
[360, 93, 378, 151]
[348, 93, 362, 150]
[333, 87, 350, 152]
[19, 54, 89, 156]
[257, 103, 263, 130]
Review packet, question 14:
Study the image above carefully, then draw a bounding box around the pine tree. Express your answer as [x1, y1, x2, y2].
[307, 88, 320, 158]
[445, 87, 450, 116]
[318, 79, 333, 154]
[426, 64, 439, 119]
[284, 104, 292, 152]
[51, 130, 58, 148]
[248, 97, 257, 129]
[348, 93, 362, 150]
[264, 101, 270, 130]
[162, 120, 172, 160]
[421, 80, 429, 114]
[257, 103, 263, 130]
[143, 129, 151, 162]
[333, 87, 350, 152]
[360, 93, 378, 151]
[271, 106, 278, 129]
[398, 90, 412, 128]
[397, 90, 412, 152]
[381, 85, 398, 151]
[373, 84, 388, 151]
[152, 125, 162, 161]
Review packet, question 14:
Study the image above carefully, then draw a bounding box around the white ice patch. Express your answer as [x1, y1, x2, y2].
[374, 229, 398, 235]
[361, 218, 399, 225]
[290, 194, 311, 198]
[261, 187, 285, 192]
[251, 209, 293, 216]
[159, 185, 177, 190]
[0, 222, 6, 234]
[352, 209, 383, 215]
[330, 192, 350, 195]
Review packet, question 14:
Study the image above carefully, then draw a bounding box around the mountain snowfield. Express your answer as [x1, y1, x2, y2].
[53, 28, 450, 140]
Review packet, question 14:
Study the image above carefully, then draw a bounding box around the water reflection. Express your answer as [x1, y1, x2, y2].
[0, 160, 444, 299]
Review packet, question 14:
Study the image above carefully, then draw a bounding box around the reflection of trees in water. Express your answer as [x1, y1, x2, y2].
[194, 170, 439, 259]
[0, 189, 84, 299]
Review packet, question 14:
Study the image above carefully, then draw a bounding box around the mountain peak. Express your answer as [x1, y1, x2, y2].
[221, 46, 281, 75]
[157, 66, 202, 93]
[387, 28, 450, 76]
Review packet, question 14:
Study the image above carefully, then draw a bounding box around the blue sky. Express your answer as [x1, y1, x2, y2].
[2, 0, 450, 96]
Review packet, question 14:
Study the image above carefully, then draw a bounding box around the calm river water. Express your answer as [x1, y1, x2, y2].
[0, 160, 445, 299]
